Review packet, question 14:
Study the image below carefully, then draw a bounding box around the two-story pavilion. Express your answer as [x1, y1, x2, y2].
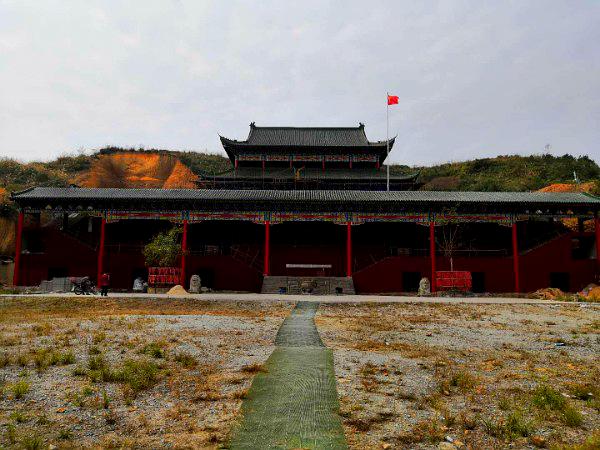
[203, 123, 420, 190]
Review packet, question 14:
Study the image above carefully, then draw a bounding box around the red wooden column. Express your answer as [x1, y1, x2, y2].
[263, 220, 270, 276]
[429, 222, 436, 292]
[180, 220, 188, 286]
[96, 218, 106, 285]
[12, 211, 24, 286]
[595, 216, 600, 274]
[512, 221, 520, 293]
[346, 221, 352, 277]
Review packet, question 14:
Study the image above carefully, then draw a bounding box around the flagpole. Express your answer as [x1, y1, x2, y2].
[386, 92, 390, 192]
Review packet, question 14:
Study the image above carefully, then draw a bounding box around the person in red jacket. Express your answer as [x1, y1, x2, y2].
[100, 273, 110, 297]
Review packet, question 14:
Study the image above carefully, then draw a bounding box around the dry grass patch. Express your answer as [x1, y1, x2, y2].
[396, 418, 446, 444]
[0, 296, 292, 324]
[240, 362, 267, 374]
[0, 298, 288, 447]
[320, 302, 600, 450]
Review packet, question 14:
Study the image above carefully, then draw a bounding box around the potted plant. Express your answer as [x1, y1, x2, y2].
[143, 227, 182, 292]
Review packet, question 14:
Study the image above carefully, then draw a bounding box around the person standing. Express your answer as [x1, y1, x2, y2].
[100, 272, 110, 297]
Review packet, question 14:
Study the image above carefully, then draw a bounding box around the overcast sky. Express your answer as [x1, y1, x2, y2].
[0, 1, 599, 166]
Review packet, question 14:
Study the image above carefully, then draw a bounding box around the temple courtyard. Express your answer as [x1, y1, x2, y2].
[0, 296, 598, 449]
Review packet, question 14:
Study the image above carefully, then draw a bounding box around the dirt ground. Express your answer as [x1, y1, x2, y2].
[0, 297, 292, 448]
[316, 302, 600, 450]
[1, 297, 599, 449]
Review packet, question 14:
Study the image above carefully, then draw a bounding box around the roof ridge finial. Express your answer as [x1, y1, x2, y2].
[250, 121, 256, 128]
[359, 122, 365, 128]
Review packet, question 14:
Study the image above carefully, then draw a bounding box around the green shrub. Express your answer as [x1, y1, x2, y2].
[483, 410, 534, 440]
[562, 405, 583, 427]
[141, 342, 166, 359]
[59, 351, 76, 365]
[93, 332, 106, 344]
[32, 348, 76, 372]
[81, 385, 94, 397]
[117, 359, 159, 394]
[174, 351, 197, 368]
[531, 385, 566, 410]
[5, 423, 16, 444]
[12, 380, 29, 399]
[504, 410, 534, 438]
[88, 345, 102, 355]
[557, 431, 600, 450]
[531, 384, 583, 427]
[87, 354, 118, 383]
[450, 371, 477, 391]
[569, 383, 598, 401]
[58, 429, 73, 440]
[20, 434, 44, 450]
[72, 365, 87, 377]
[102, 390, 110, 409]
[88, 354, 108, 371]
[10, 410, 29, 423]
[16, 353, 29, 367]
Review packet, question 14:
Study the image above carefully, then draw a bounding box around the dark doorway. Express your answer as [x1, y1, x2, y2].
[47, 267, 68, 280]
[550, 272, 570, 292]
[402, 271, 421, 292]
[193, 269, 214, 289]
[471, 272, 485, 293]
[131, 267, 148, 284]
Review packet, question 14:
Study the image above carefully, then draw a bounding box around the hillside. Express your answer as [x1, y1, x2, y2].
[1, 149, 597, 195]
[394, 154, 600, 192]
[75, 152, 199, 188]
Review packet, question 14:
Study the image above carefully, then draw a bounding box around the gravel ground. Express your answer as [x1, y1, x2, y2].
[0, 298, 292, 448]
[316, 302, 600, 450]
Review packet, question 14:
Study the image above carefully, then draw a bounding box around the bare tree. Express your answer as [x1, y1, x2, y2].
[438, 223, 460, 271]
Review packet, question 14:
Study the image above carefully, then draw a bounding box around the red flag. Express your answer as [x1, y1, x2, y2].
[387, 95, 399, 105]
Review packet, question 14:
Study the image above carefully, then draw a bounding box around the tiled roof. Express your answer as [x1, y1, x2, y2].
[12, 187, 600, 206]
[220, 123, 393, 148]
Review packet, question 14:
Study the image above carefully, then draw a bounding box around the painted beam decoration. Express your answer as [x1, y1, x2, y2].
[91, 209, 516, 225]
[236, 154, 379, 163]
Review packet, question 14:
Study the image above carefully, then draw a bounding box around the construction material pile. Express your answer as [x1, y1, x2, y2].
[579, 284, 600, 302]
[532, 287, 566, 300]
[167, 284, 188, 296]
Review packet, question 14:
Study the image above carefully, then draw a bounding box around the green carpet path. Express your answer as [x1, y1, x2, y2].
[228, 302, 348, 450]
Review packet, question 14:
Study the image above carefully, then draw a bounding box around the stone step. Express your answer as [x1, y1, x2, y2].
[261, 276, 355, 295]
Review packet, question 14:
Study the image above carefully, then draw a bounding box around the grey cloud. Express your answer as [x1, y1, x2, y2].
[0, 0, 598, 165]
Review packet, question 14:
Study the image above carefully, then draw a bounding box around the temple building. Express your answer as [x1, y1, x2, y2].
[10, 123, 600, 294]
[200, 123, 420, 190]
